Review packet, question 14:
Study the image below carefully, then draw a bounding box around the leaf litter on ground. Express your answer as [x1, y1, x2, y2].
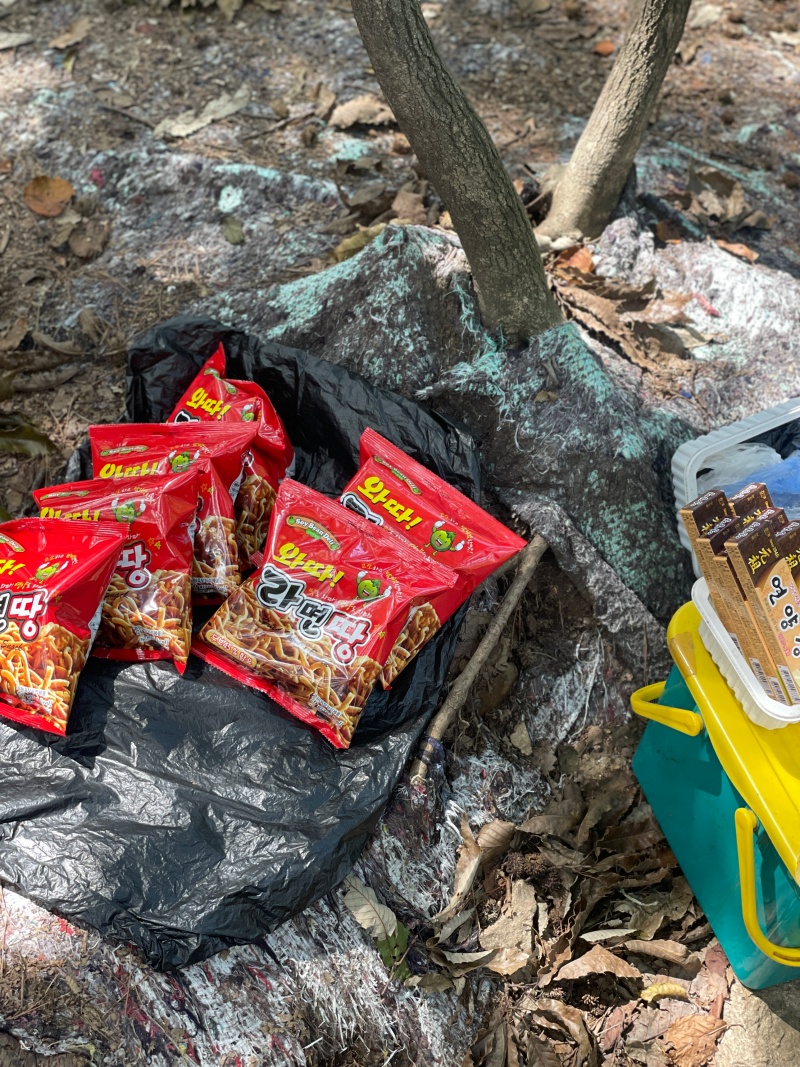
[359, 725, 735, 1066]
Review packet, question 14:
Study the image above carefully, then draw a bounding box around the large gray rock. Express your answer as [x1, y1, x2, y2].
[715, 979, 800, 1067]
[221, 224, 696, 625]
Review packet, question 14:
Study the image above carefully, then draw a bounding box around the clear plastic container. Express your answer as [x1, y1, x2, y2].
[673, 399, 800, 577]
[692, 578, 800, 729]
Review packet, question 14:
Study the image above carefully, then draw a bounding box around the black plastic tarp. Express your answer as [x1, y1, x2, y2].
[0, 316, 480, 970]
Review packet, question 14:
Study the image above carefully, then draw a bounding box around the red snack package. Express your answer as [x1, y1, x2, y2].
[89, 421, 258, 604]
[0, 518, 127, 734]
[33, 470, 198, 673]
[169, 344, 294, 567]
[194, 479, 457, 748]
[341, 428, 526, 686]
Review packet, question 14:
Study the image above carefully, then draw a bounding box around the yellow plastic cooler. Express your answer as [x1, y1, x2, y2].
[632, 602, 800, 988]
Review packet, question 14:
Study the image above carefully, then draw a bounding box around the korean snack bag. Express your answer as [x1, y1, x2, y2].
[169, 344, 294, 566]
[34, 470, 198, 673]
[194, 480, 458, 748]
[0, 518, 127, 734]
[89, 421, 258, 603]
[340, 428, 526, 686]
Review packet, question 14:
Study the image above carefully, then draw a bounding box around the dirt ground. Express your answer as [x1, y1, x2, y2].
[1, 0, 800, 1064]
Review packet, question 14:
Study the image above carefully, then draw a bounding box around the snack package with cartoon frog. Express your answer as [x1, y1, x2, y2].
[194, 479, 457, 748]
[89, 421, 258, 604]
[169, 343, 294, 568]
[0, 518, 127, 734]
[340, 428, 526, 686]
[34, 470, 198, 673]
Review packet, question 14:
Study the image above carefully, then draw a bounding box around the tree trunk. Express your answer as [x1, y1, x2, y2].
[537, 0, 692, 240]
[350, 0, 563, 346]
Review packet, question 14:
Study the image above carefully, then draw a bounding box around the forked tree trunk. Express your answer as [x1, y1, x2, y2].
[351, 0, 563, 346]
[538, 0, 692, 240]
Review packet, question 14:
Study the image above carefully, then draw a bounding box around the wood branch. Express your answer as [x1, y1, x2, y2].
[350, 0, 562, 345]
[537, 0, 692, 239]
[409, 534, 548, 783]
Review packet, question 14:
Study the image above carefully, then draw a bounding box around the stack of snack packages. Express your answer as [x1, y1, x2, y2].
[681, 483, 800, 705]
[0, 345, 525, 746]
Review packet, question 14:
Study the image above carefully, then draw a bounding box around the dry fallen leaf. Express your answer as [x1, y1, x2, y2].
[528, 998, 593, 1066]
[626, 939, 689, 965]
[330, 223, 387, 264]
[518, 0, 552, 12]
[655, 219, 683, 243]
[391, 188, 427, 225]
[216, 0, 242, 20]
[433, 813, 482, 924]
[154, 86, 249, 139]
[526, 1033, 564, 1067]
[715, 238, 758, 262]
[23, 175, 75, 217]
[30, 331, 81, 356]
[77, 307, 108, 343]
[314, 84, 337, 121]
[599, 804, 665, 853]
[95, 88, 135, 108]
[556, 246, 594, 273]
[480, 879, 536, 968]
[223, 216, 244, 245]
[662, 1013, 726, 1067]
[476, 820, 516, 861]
[49, 16, 90, 49]
[520, 781, 585, 839]
[594, 39, 615, 55]
[702, 941, 728, 977]
[641, 981, 690, 1005]
[599, 1002, 639, 1053]
[329, 94, 395, 129]
[0, 317, 27, 352]
[429, 907, 474, 947]
[688, 3, 721, 30]
[342, 875, 397, 940]
[556, 943, 642, 981]
[510, 719, 533, 754]
[68, 217, 110, 259]
[0, 31, 33, 50]
[432, 947, 497, 976]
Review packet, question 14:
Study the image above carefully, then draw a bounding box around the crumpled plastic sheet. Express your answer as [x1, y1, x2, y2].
[0, 315, 480, 971]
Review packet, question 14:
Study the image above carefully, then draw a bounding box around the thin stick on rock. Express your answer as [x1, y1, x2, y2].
[409, 534, 548, 783]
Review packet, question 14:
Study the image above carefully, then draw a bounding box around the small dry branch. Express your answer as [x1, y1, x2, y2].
[409, 534, 548, 783]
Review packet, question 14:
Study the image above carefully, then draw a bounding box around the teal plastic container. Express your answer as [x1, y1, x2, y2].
[634, 665, 800, 989]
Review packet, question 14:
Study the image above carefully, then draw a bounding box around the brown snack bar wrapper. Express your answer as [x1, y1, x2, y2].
[776, 521, 800, 577]
[728, 482, 773, 523]
[680, 491, 737, 645]
[754, 506, 789, 533]
[700, 516, 785, 702]
[726, 519, 800, 705]
[680, 489, 732, 539]
[696, 515, 744, 646]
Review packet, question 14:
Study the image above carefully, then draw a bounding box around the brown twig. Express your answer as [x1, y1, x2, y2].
[242, 109, 317, 141]
[409, 534, 549, 784]
[97, 103, 155, 129]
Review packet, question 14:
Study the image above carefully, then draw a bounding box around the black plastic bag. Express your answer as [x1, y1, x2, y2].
[0, 316, 480, 970]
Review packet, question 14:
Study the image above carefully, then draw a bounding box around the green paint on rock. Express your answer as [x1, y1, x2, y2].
[218, 185, 244, 214]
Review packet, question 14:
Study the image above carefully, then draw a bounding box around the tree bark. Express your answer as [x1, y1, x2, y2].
[537, 0, 692, 240]
[350, 0, 562, 346]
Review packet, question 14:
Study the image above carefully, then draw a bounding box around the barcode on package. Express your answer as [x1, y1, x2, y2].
[749, 657, 770, 696]
[778, 664, 800, 704]
[770, 677, 790, 705]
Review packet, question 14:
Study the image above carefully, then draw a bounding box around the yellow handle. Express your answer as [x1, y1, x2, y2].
[630, 681, 704, 736]
[735, 808, 800, 966]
